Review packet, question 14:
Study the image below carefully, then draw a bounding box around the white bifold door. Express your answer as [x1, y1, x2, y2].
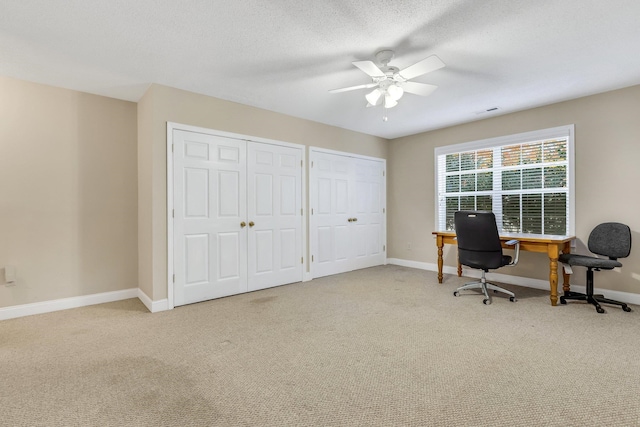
[172, 129, 303, 307]
[310, 148, 386, 278]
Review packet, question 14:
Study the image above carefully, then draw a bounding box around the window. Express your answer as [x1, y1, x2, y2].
[435, 125, 574, 235]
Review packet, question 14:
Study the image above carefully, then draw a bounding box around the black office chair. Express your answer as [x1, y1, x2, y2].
[559, 222, 632, 313]
[453, 210, 520, 305]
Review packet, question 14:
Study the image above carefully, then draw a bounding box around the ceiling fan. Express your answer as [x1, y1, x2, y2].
[329, 50, 445, 109]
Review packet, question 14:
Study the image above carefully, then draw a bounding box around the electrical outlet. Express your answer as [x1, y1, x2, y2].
[3, 266, 16, 285]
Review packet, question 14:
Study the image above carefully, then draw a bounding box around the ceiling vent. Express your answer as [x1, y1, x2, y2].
[475, 107, 500, 115]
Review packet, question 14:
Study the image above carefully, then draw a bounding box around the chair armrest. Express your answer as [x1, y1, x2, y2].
[505, 240, 520, 266]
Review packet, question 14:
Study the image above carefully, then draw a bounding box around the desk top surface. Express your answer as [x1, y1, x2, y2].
[432, 230, 575, 244]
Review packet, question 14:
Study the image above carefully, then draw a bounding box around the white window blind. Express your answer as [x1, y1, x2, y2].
[434, 125, 575, 235]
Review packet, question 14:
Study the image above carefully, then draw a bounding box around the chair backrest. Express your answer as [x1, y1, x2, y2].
[588, 222, 632, 260]
[454, 210, 504, 270]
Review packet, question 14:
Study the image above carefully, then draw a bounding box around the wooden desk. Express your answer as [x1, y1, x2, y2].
[432, 231, 575, 306]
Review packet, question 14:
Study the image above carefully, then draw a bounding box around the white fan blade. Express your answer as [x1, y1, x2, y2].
[352, 60, 386, 78]
[328, 83, 378, 93]
[398, 55, 445, 80]
[402, 81, 438, 96]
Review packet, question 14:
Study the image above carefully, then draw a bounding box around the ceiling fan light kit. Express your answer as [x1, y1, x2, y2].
[384, 94, 398, 109]
[365, 88, 383, 106]
[387, 84, 404, 101]
[330, 49, 445, 113]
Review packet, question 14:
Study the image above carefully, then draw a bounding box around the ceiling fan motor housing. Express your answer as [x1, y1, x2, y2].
[375, 50, 395, 66]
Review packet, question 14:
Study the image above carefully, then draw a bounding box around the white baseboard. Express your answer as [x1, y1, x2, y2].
[4, 261, 637, 320]
[137, 289, 169, 313]
[0, 288, 138, 321]
[386, 258, 640, 306]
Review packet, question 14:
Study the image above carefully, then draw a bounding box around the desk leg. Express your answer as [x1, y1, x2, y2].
[562, 241, 571, 294]
[436, 235, 444, 283]
[547, 244, 560, 306]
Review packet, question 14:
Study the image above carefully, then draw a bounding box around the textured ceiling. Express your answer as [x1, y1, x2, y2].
[1, 0, 640, 139]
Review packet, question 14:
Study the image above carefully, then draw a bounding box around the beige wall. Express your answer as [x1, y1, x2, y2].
[6, 74, 637, 310]
[137, 84, 388, 301]
[388, 84, 640, 294]
[0, 76, 138, 308]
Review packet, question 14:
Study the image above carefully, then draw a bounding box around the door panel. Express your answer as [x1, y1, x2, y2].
[336, 179, 349, 213]
[280, 228, 297, 268]
[247, 142, 303, 291]
[280, 176, 296, 214]
[174, 130, 247, 306]
[217, 231, 241, 280]
[255, 230, 273, 273]
[354, 225, 368, 257]
[317, 226, 332, 263]
[255, 173, 273, 215]
[184, 168, 209, 217]
[317, 178, 331, 214]
[218, 171, 241, 217]
[352, 158, 386, 270]
[185, 234, 209, 284]
[311, 152, 354, 278]
[335, 225, 351, 260]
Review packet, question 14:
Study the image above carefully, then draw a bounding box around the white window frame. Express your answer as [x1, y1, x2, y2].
[434, 125, 575, 236]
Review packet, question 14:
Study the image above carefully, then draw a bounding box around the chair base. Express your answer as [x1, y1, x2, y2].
[453, 272, 516, 305]
[560, 268, 632, 313]
[560, 291, 632, 314]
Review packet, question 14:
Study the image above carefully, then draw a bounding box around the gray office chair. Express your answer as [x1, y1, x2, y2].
[559, 222, 632, 313]
[453, 211, 520, 305]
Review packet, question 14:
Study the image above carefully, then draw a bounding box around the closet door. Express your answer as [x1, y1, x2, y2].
[247, 142, 303, 291]
[352, 158, 386, 270]
[310, 149, 386, 279]
[311, 151, 355, 278]
[173, 130, 247, 306]
[171, 127, 305, 307]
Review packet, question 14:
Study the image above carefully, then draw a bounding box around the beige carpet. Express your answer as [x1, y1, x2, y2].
[2, 265, 640, 426]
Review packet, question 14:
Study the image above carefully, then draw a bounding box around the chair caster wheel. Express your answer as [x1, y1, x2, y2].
[560, 297, 567, 305]
[623, 306, 632, 312]
[596, 307, 605, 314]
[509, 296, 517, 302]
[453, 291, 459, 297]
[483, 298, 491, 305]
